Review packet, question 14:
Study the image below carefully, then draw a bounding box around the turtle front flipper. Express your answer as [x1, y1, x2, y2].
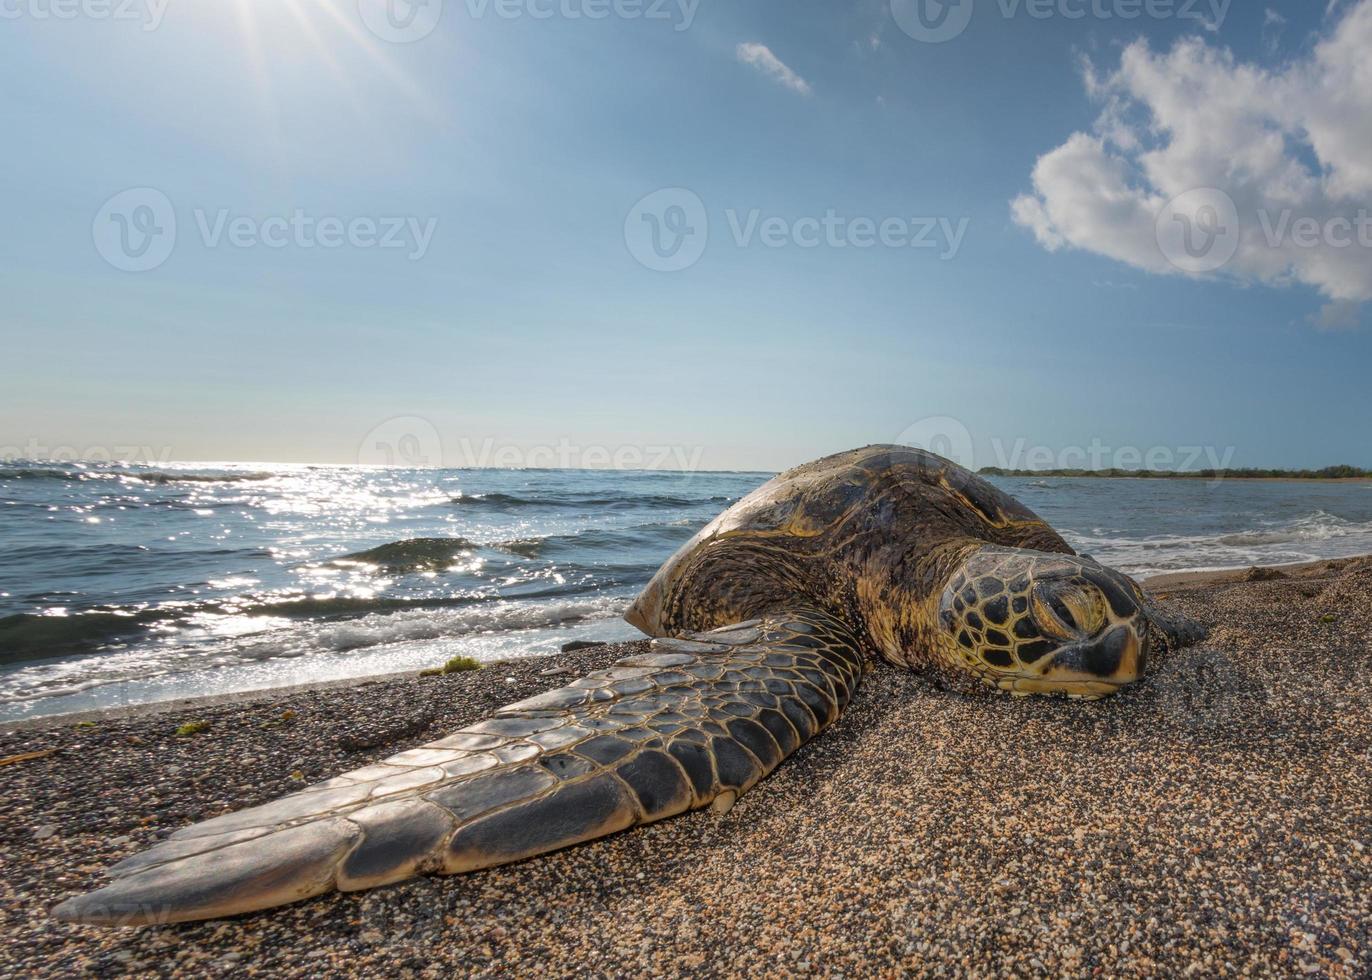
[1138, 590, 1208, 653]
[52, 607, 864, 926]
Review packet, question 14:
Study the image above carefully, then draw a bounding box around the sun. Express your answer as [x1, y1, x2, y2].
[221, 0, 435, 120]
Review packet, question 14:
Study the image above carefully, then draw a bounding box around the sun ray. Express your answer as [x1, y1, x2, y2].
[305, 0, 445, 124]
[231, 0, 285, 166]
[278, 0, 368, 118]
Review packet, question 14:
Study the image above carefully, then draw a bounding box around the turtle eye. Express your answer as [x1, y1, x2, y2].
[1032, 582, 1106, 639]
[1030, 591, 1073, 639]
[1060, 584, 1107, 634]
[1031, 584, 1090, 639]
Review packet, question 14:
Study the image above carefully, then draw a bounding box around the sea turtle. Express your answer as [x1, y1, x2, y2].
[54, 446, 1205, 926]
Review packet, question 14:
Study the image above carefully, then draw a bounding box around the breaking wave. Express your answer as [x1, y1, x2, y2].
[0, 463, 768, 718]
[333, 537, 481, 571]
[0, 587, 624, 668]
[0, 595, 633, 706]
[491, 523, 699, 560]
[0, 609, 172, 665]
[451, 491, 732, 511]
[0, 465, 274, 484]
[1066, 510, 1372, 577]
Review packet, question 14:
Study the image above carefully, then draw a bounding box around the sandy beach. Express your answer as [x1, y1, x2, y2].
[3, 557, 1369, 976]
[10, 0, 1372, 974]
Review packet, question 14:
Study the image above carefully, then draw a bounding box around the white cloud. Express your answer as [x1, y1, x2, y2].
[1011, 0, 1372, 323]
[736, 42, 813, 96]
[1262, 7, 1286, 52]
[1310, 299, 1363, 331]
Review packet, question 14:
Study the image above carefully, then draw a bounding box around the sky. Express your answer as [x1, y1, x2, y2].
[1, 0, 1370, 472]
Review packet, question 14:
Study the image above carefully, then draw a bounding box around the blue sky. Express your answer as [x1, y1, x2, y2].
[2, 0, 1369, 471]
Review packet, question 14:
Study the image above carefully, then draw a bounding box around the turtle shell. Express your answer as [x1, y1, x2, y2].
[626, 446, 1073, 636]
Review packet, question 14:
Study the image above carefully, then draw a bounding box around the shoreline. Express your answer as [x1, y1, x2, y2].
[3, 554, 1369, 733]
[982, 474, 1372, 483]
[8, 458, 1370, 482]
[4, 557, 1368, 974]
[0, 668, 444, 734]
[1142, 554, 1367, 590]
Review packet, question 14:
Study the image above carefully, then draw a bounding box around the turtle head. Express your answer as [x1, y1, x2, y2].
[935, 547, 1151, 698]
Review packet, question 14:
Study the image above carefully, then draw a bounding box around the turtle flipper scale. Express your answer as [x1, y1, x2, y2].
[52, 607, 864, 926]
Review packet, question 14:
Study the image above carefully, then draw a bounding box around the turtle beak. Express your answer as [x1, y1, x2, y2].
[1050, 624, 1148, 686]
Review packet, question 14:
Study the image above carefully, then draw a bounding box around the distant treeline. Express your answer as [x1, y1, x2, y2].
[979, 465, 1372, 480]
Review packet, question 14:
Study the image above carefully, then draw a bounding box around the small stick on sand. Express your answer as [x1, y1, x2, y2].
[0, 748, 58, 767]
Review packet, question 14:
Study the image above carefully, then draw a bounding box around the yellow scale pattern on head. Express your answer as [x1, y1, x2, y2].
[939, 552, 1136, 700]
[945, 566, 1039, 672]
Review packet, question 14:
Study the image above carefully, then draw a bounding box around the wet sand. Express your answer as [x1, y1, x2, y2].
[1144, 557, 1361, 590]
[2, 558, 1370, 976]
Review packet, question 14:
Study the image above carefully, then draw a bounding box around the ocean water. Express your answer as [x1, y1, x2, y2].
[3, 461, 1371, 721]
